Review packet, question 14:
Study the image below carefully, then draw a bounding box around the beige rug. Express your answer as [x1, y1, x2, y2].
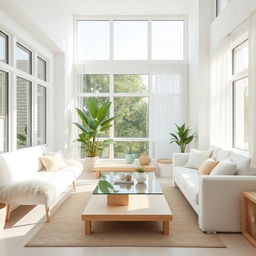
[26, 181, 226, 247]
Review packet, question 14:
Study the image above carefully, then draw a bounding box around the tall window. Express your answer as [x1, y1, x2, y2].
[0, 31, 8, 63]
[16, 43, 32, 74]
[76, 18, 186, 159]
[37, 57, 47, 81]
[77, 19, 184, 61]
[17, 77, 32, 149]
[37, 85, 46, 145]
[114, 21, 148, 60]
[232, 40, 248, 151]
[0, 70, 8, 152]
[0, 27, 49, 152]
[79, 74, 149, 158]
[216, 0, 231, 17]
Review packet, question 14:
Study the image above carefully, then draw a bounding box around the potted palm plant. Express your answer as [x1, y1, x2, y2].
[74, 98, 115, 172]
[169, 123, 195, 153]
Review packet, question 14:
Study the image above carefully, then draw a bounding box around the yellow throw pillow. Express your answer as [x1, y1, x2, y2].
[198, 158, 219, 175]
[40, 153, 68, 171]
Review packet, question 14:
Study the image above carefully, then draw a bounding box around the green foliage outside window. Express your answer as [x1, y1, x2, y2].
[81, 74, 149, 158]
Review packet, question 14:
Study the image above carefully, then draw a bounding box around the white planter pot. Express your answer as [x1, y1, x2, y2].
[84, 156, 99, 172]
[0, 203, 7, 233]
[157, 158, 173, 177]
[136, 173, 147, 183]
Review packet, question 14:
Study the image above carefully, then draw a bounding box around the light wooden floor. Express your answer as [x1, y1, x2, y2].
[0, 173, 255, 256]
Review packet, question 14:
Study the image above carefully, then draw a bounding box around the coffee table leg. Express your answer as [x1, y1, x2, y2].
[96, 171, 100, 179]
[163, 221, 169, 234]
[85, 220, 91, 234]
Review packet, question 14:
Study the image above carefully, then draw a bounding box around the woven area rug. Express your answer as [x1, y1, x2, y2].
[26, 181, 225, 247]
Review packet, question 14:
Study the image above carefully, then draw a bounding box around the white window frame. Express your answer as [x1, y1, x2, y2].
[78, 74, 150, 159]
[74, 16, 187, 159]
[0, 25, 50, 152]
[231, 36, 249, 152]
[215, 0, 231, 17]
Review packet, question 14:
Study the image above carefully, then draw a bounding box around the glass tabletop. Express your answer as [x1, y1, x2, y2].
[93, 172, 163, 195]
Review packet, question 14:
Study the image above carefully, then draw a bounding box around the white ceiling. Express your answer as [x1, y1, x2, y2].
[70, 0, 196, 15]
[15, 0, 196, 16]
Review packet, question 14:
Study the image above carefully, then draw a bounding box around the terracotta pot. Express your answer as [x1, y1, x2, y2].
[139, 154, 151, 165]
[0, 203, 7, 233]
[84, 156, 99, 172]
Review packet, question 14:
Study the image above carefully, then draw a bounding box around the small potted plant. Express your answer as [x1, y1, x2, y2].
[169, 123, 196, 153]
[135, 167, 147, 183]
[125, 144, 135, 164]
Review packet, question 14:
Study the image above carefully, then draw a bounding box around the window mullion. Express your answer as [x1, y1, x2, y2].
[148, 19, 152, 61]
[110, 74, 114, 159]
[110, 19, 114, 60]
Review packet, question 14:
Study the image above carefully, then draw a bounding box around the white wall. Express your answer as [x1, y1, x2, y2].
[12, 0, 72, 52]
[188, 0, 199, 148]
[188, 0, 213, 149]
[211, 0, 256, 47]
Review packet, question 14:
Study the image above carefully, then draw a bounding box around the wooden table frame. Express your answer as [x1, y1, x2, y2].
[82, 215, 171, 235]
[93, 160, 156, 179]
[242, 192, 256, 247]
[82, 195, 172, 235]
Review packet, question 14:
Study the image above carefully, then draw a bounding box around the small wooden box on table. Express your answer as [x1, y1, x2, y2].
[242, 191, 256, 247]
[93, 160, 156, 178]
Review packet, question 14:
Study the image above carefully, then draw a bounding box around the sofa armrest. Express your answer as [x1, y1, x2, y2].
[173, 153, 190, 167]
[198, 175, 256, 232]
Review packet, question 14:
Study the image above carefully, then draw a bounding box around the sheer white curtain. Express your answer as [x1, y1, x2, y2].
[75, 63, 188, 160]
[150, 64, 188, 159]
[209, 36, 232, 148]
[249, 10, 256, 167]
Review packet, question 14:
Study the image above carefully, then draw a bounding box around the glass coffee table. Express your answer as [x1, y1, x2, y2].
[81, 172, 173, 235]
[93, 172, 163, 206]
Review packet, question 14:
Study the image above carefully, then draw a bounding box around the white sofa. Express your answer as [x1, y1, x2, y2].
[0, 146, 82, 222]
[173, 147, 256, 232]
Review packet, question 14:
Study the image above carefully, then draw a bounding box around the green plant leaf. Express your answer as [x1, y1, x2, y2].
[97, 102, 111, 123]
[100, 124, 112, 132]
[100, 116, 115, 127]
[87, 98, 98, 118]
[73, 122, 89, 134]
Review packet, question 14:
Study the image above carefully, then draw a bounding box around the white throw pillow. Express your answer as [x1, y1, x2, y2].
[210, 159, 236, 175]
[184, 149, 213, 169]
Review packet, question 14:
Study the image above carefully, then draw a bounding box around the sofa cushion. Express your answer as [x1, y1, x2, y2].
[0, 146, 44, 188]
[35, 166, 81, 198]
[184, 174, 199, 204]
[199, 158, 219, 175]
[210, 159, 236, 175]
[229, 152, 251, 175]
[237, 168, 256, 176]
[174, 167, 198, 187]
[0, 180, 56, 205]
[40, 153, 68, 171]
[184, 149, 213, 169]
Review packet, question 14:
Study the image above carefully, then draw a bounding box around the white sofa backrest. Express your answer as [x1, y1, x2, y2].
[229, 152, 251, 174]
[211, 147, 231, 162]
[0, 146, 45, 188]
